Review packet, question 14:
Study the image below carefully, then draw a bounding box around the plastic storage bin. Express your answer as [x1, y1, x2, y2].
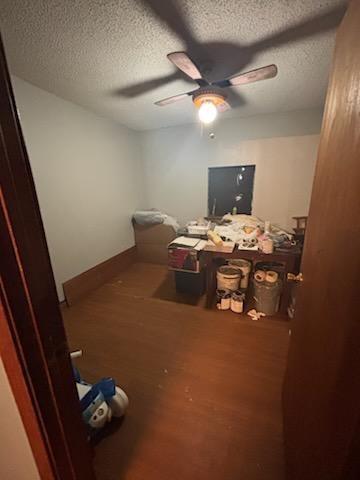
[174, 270, 206, 296]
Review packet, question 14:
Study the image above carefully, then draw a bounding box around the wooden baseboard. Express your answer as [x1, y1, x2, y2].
[63, 246, 137, 306]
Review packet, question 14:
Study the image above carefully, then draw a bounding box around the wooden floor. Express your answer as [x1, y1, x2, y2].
[63, 262, 289, 480]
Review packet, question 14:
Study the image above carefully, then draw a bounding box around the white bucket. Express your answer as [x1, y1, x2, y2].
[217, 266, 241, 291]
[228, 259, 251, 289]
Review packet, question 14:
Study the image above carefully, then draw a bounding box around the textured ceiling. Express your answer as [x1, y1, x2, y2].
[0, 0, 346, 131]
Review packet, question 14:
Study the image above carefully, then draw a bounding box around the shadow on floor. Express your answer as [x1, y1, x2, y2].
[90, 417, 125, 448]
[151, 271, 203, 306]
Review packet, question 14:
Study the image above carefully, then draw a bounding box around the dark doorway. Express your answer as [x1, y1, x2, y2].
[208, 165, 255, 216]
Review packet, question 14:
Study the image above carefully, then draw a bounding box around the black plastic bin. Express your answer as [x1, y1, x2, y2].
[174, 269, 206, 296]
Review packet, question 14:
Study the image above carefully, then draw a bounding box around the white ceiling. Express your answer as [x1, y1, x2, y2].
[1, 0, 346, 131]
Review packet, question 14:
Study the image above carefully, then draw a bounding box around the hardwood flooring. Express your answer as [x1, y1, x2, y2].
[63, 262, 289, 480]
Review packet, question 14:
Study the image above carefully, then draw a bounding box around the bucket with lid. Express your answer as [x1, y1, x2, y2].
[217, 266, 241, 291]
[228, 259, 252, 289]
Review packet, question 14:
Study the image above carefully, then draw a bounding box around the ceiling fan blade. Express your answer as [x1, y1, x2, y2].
[167, 52, 204, 82]
[214, 64, 277, 88]
[229, 64, 277, 87]
[250, 5, 346, 53]
[155, 90, 194, 106]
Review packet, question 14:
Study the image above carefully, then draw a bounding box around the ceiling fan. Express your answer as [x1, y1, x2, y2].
[155, 51, 277, 123]
[115, 0, 346, 123]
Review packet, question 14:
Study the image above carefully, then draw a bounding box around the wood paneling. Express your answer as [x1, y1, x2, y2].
[63, 246, 137, 305]
[283, 2, 360, 479]
[63, 262, 289, 480]
[0, 35, 95, 479]
[133, 222, 176, 265]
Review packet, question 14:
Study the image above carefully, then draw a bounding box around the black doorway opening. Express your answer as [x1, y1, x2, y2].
[208, 165, 255, 216]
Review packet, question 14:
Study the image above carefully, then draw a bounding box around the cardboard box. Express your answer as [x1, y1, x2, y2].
[133, 222, 177, 244]
[137, 243, 169, 265]
[133, 221, 177, 265]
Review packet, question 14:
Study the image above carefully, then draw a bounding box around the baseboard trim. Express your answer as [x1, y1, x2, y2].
[63, 246, 137, 306]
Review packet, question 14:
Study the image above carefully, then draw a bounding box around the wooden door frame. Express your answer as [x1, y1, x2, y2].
[0, 36, 96, 479]
[282, 2, 360, 478]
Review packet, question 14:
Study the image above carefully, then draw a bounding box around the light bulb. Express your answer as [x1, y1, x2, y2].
[198, 101, 218, 124]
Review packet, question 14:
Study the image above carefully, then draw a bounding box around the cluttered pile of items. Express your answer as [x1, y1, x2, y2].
[215, 261, 282, 319]
[171, 213, 295, 254]
[208, 213, 294, 252]
[131, 209, 303, 318]
[167, 213, 302, 318]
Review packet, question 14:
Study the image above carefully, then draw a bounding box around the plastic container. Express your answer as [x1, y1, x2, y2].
[261, 238, 274, 254]
[231, 290, 245, 313]
[174, 270, 205, 296]
[216, 289, 231, 310]
[217, 266, 241, 291]
[216, 289, 229, 302]
[187, 222, 210, 235]
[228, 259, 252, 289]
[253, 279, 282, 316]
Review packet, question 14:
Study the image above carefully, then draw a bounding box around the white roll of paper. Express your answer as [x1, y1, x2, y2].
[254, 270, 266, 282]
[265, 271, 278, 283]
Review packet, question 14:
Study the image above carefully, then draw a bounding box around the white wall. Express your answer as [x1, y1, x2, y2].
[12, 76, 144, 300]
[0, 358, 40, 480]
[140, 109, 322, 231]
[11, 76, 321, 300]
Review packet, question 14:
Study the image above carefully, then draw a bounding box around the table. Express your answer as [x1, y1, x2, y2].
[204, 248, 301, 314]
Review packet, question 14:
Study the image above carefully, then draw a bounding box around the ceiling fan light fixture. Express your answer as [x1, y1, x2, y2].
[193, 91, 227, 124]
[198, 101, 218, 124]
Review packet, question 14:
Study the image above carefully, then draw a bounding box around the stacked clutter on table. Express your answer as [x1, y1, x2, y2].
[213, 214, 294, 252]
[166, 214, 298, 315]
